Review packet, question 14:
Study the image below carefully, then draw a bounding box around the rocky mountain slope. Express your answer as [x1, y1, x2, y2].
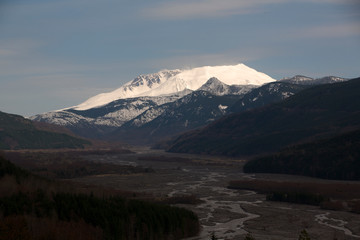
[31, 93, 189, 138]
[167, 77, 360, 156]
[110, 80, 314, 145]
[229, 82, 310, 113]
[110, 89, 242, 144]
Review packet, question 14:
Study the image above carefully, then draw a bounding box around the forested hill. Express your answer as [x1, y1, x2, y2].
[167, 77, 360, 156]
[0, 111, 90, 149]
[244, 129, 360, 180]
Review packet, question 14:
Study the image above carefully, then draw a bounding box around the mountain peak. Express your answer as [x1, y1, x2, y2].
[71, 63, 276, 110]
[203, 77, 224, 85]
[198, 77, 229, 96]
[199, 77, 226, 88]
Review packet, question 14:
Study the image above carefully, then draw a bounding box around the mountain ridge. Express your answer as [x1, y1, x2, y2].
[110, 90, 242, 145]
[70, 64, 276, 110]
[279, 75, 346, 85]
[0, 111, 91, 149]
[30, 63, 275, 139]
[166, 77, 360, 156]
[30, 64, 350, 145]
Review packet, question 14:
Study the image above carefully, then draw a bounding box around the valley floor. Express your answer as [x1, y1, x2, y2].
[39, 147, 360, 240]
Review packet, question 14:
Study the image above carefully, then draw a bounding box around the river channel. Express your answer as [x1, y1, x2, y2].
[73, 149, 360, 240]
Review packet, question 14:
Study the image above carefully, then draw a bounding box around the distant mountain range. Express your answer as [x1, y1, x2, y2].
[0, 111, 90, 150]
[167, 77, 360, 156]
[30, 64, 348, 145]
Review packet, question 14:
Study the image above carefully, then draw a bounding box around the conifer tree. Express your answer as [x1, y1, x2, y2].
[210, 232, 217, 240]
[244, 233, 256, 240]
[298, 229, 311, 240]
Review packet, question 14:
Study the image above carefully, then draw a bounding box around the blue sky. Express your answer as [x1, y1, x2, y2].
[1, 0, 359, 116]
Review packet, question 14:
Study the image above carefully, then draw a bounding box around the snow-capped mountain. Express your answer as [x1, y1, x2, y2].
[30, 64, 350, 145]
[31, 64, 275, 137]
[70, 64, 276, 110]
[44, 64, 360, 144]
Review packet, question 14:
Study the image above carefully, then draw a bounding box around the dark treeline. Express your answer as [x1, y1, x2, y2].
[0, 154, 29, 182]
[0, 191, 199, 240]
[266, 192, 327, 206]
[210, 229, 312, 240]
[0, 156, 200, 240]
[3, 151, 153, 180]
[228, 179, 360, 213]
[244, 129, 360, 180]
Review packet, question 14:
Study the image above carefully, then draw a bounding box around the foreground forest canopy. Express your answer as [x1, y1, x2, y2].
[0, 155, 199, 240]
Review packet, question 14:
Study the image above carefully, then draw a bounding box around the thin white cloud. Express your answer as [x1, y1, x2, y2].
[304, 0, 358, 4]
[142, 0, 356, 20]
[0, 39, 42, 57]
[145, 47, 278, 71]
[0, 49, 14, 57]
[308, 23, 360, 38]
[0, 39, 112, 78]
[288, 22, 360, 39]
[23, 74, 115, 102]
[1, 72, 116, 115]
[142, 0, 286, 20]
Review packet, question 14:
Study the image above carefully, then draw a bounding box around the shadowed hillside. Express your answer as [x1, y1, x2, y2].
[0, 111, 91, 149]
[167, 77, 360, 156]
[244, 129, 360, 180]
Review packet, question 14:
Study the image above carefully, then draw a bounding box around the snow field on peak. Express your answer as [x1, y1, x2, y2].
[71, 64, 275, 111]
[72, 71, 177, 111]
[175, 64, 274, 88]
[137, 64, 274, 97]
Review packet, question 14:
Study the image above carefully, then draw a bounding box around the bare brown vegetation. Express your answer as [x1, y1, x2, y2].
[159, 194, 204, 205]
[2, 150, 151, 180]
